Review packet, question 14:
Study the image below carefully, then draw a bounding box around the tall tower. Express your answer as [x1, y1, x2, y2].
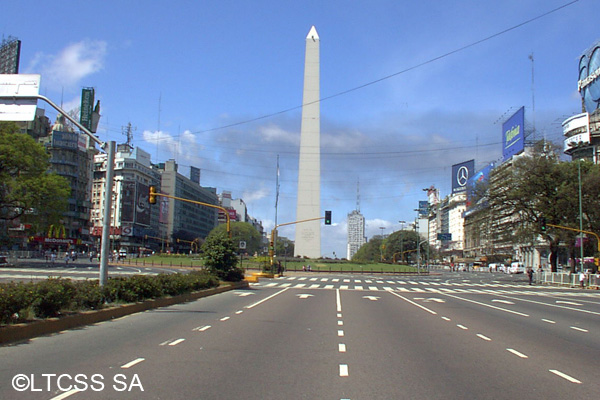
[294, 26, 321, 258]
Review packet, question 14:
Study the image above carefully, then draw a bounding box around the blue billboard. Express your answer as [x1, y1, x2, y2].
[502, 106, 525, 161]
[466, 162, 494, 207]
[579, 41, 600, 113]
[451, 159, 474, 195]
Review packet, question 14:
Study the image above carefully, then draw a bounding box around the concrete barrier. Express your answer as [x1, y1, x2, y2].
[0, 281, 248, 346]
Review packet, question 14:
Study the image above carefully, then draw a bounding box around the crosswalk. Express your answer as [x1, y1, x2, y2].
[250, 276, 575, 296]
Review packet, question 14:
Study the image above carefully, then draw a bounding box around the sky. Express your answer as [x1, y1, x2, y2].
[2, 0, 598, 258]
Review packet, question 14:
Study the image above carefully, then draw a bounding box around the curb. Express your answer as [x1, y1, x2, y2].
[0, 281, 249, 346]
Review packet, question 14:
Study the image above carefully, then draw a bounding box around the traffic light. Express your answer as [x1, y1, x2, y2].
[149, 185, 157, 205]
[325, 210, 332, 225]
[540, 217, 546, 232]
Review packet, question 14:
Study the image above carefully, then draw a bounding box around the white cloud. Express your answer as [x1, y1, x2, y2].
[243, 186, 270, 203]
[258, 123, 298, 145]
[142, 129, 203, 162]
[27, 40, 107, 90]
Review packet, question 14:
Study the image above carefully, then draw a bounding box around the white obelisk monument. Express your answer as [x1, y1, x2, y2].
[294, 26, 321, 258]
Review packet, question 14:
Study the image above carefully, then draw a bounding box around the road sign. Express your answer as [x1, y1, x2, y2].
[0, 74, 40, 121]
[239, 241, 246, 249]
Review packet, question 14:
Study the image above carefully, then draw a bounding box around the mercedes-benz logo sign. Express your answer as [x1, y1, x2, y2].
[457, 166, 469, 187]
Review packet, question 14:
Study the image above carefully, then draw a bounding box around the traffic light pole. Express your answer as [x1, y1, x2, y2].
[546, 223, 600, 253]
[149, 191, 231, 237]
[270, 216, 325, 268]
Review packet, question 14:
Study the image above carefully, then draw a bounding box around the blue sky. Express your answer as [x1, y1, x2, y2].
[3, 0, 598, 258]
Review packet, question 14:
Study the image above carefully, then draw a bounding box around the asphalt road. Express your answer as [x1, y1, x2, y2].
[1, 272, 598, 399]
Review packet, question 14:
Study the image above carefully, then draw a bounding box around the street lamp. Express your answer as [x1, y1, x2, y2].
[379, 226, 385, 262]
[398, 221, 406, 264]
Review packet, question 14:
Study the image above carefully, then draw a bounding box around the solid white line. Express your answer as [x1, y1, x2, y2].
[339, 364, 349, 377]
[50, 389, 82, 400]
[542, 319, 556, 324]
[336, 288, 342, 312]
[169, 338, 185, 346]
[441, 293, 529, 317]
[245, 287, 289, 309]
[457, 324, 468, 330]
[570, 326, 589, 333]
[338, 330, 344, 337]
[477, 334, 492, 341]
[339, 343, 347, 352]
[220, 316, 230, 321]
[507, 348, 528, 358]
[549, 369, 582, 383]
[388, 291, 437, 315]
[121, 358, 145, 369]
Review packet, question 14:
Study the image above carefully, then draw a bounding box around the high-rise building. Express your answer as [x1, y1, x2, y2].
[295, 26, 321, 258]
[347, 210, 366, 260]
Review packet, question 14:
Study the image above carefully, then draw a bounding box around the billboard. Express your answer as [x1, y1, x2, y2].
[466, 162, 494, 207]
[562, 112, 590, 152]
[0, 38, 21, 74]
[502, 106, 525, 161]
[51, 131, 78, 150]
[0, 74, 40, 121]
[80, 87, 94, 131]
[135, 182, 151, 226]
[451, 159, 474, 195]
[578, 41, 600, 113]
[418, 200, 429, 217]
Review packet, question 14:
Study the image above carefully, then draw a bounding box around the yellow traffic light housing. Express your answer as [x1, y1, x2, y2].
[149, 185, 157, 204]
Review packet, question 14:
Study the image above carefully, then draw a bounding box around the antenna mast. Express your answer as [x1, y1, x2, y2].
[122, 122, 136, 148]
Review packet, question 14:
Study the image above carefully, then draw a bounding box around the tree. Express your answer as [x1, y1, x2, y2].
[383, 230, 423, 263]
[485, 142, 600, 272]
[207, 221, 263, 256]
[201, 232, 243, 281]
[0, 122, 70, 242]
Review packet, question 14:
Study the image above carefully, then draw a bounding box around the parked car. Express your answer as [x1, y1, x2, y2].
[0, 256, 13, 267]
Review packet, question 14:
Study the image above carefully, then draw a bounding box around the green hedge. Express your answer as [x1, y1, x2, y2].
[0, 271, 220, 325]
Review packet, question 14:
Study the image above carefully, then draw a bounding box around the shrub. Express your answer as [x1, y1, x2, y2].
[72, 280, 104, 310]
[32, 278, 76, 318]
[0, 282, 34, 324]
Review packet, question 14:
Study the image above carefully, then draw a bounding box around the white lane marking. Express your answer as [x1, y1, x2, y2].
[337, 313, 343, 318]
[234, 291, 255, 297]
[343, 279, 350, 283]
[297, 294, 314, 299]
[542, 319, 556, 324]
[339, 364, 349, 377]
[457, 324, 468, 330]
[265, 283, 277, 287]
[491, 299, 515, 304]
[383, 286, 393, 291]
[280, 283, 292, 287]
[355, 285, 364, 291]
[169, 338, 186, 346]
[159, 339, 173, 346]
[235, 310, 243, 314]
[299, 277, 307, 281]
[388, 291, 437, 315]
[121, 358, 145, 369]
[338, 320, 344, 326]
[477, 334, 492, 341]
[556, 301, 582, 306]
[441, 293, 529, 317]
[570, 326, 589, 333]
[549, 370, 582, 384]
[309, 284, 320, 289]
[310, 277, 318, 281]
[332, 278, 340, 282]
[491, 294, 600, 316]
[363, 296, 380, 301]
[194, 325, 212, 332]
[246, 287, 289, 309]
[339, 343, 346, 352]
[320, 278, 328, 282]
[50, 389, 82, 400]
[424, 298, 445, 303]
[294, 283, 307, 288]
[336, 288, 342, 312]
[338, 330, 344, 337]
[369, 286, 378, 291]
[220, 316, 230, 321]
[354, 280, 361, 283]
[325, 285, 334, 289]
[507, 348, 528, 358]
[340, 285, 349, 290]
[441, 316, 451, 321]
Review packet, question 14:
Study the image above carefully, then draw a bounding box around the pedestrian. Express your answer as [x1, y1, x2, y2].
[51, 252, 56, 263]
[527, 267, 533, 285]
[89, 251, 94, 262]
[579, 270, 586, 288]
[65, 253, 70, 265]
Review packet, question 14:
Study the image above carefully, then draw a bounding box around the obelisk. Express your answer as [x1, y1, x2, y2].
[294, 26, 321, 258]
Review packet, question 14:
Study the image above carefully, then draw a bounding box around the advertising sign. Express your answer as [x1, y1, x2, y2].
[418, 201, 429, 217]
[135, 182, 151, 226]
[80, 87, 94, 131]
[502, 107, 525, 161]
[466, 163, 494, 207]
[51, 131, 78, 150]
[562, 112, 590, 152]
[578, 41, 600, 113]
[121, 181, 136, 223]
[451, 159, 474, 195]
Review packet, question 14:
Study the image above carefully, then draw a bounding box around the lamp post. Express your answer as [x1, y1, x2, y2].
[578, 159, 584, 271]
[379, 226, 385, 262]
[398, 221, 406, 263]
